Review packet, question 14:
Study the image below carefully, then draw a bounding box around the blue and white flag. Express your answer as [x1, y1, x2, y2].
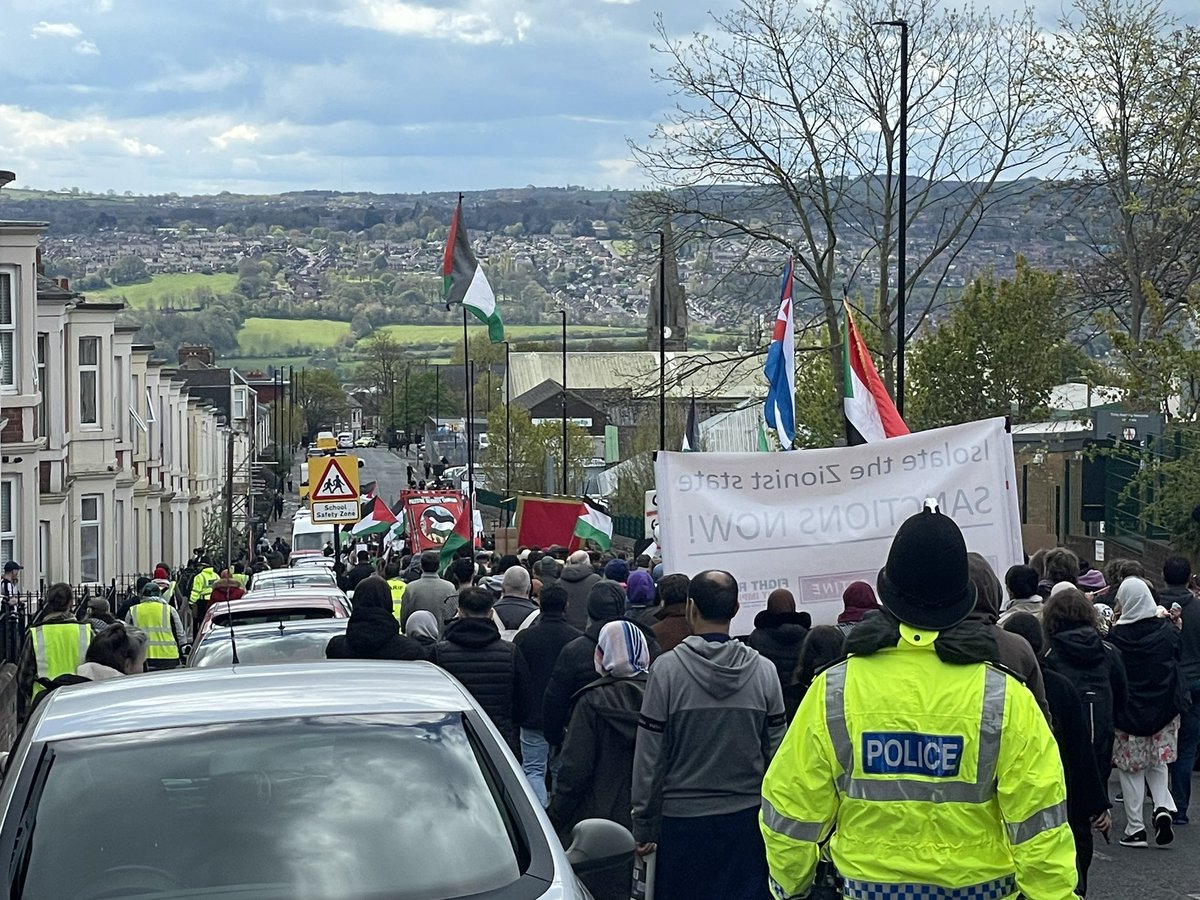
[763, 259, 796, 449]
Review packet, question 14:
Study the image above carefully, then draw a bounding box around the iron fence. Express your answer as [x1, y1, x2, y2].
[0, 576, 185, 666]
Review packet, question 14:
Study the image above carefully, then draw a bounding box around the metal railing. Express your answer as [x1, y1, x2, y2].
[0, 577, 188, 666]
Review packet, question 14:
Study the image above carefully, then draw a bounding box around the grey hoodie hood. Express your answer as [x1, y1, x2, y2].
[674, 635, 762, 699]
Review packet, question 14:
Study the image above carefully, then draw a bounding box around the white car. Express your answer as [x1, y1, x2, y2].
[2, 663, 634, 899]
[337, 431, 354, 449]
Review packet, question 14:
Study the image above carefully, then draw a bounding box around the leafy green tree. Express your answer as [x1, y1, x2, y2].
[906, 260, 1079, 430]
[481, 406, 594, 495]
[294, 368, 348, 440]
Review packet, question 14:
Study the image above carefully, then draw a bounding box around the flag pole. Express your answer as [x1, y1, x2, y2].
[561, 309, 568, 494]
[463, 304, 474, 542]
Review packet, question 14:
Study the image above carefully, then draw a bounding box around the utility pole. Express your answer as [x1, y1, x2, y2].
[504, 341, 512, 500]
[657, 229, 666, 452]
[224, 428, 234, 567]
[874, 17, 909, 414]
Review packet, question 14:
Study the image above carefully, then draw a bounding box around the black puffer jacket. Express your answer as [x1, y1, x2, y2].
[1043, 624, 1127, 778]
[326, 608, 430, 662]
[1107, 617, 1183, 736]
[434, 617, 530, 755]
[542, 583, 660, 745]
[513, 610, 581, 732]
[744, 611, 809, 689]
[549, 675, 647, 836]
[559, 562, 600, 630]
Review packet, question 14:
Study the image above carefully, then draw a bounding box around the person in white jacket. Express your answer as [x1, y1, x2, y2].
[76, 623, 149, 681]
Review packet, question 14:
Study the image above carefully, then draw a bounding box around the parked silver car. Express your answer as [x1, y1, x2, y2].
[0, 662, 632, 899]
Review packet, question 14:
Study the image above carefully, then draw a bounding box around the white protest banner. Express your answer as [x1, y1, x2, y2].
[655, 417, 1022, 633]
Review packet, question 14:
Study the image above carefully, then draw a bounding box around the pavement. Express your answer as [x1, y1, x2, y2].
[1088, 774, 1200, 898]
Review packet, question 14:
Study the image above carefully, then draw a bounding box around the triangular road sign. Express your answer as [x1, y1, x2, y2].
[311, 456, 359, 501]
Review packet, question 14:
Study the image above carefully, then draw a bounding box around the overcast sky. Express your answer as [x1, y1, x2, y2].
[0, 0, 1194, 196]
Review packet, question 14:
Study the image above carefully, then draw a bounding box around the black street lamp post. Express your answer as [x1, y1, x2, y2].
[874, 17, 909, 415]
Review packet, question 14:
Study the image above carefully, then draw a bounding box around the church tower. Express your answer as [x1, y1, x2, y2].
[648, 221, 688, 351]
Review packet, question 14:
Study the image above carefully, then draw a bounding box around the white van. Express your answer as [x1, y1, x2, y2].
[291, 515, 331, 559]
[337, 431, 354, 449]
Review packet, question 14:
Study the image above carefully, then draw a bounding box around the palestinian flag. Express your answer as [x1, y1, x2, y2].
[573, 502, 613, 551]
[352, 497, 398, 537]
[843, 300, 909, 444]
[439, 502, 473, 571]
[443, 198, 504, 342]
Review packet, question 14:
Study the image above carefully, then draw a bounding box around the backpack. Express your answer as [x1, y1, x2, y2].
[500, 608, 540, 642]
[1044, 642, 1117, 763]
[29, 674, 92, 715]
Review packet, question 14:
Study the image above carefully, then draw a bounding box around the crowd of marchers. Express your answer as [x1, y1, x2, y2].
[11, 520, 1200, 899]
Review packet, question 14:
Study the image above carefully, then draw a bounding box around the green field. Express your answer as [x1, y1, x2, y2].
[238, 318, 351, 355]
[378, 324, 643, 345]
[89, 272, 238, 308]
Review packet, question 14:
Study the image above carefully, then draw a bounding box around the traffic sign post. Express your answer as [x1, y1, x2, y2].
[310, 455, 361, 525]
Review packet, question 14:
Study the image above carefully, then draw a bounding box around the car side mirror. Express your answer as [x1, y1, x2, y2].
[565, 818, 634, 875]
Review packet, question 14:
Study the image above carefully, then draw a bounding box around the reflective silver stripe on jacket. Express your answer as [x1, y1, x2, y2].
[33, 624, 90, 677]
[760, 796, 827, 843]
[824, 661, 1007, 804]
[1006, 798, 1068, 844]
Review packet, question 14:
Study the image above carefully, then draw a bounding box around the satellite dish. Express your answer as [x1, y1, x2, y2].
[663, 326, 673, 340]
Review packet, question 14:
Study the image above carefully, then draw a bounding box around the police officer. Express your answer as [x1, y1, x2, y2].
[188, 556, 219, 632]
[126, 583, 186, 670]
[760, 505, 1076, 899]
[384, 561, 407, 622]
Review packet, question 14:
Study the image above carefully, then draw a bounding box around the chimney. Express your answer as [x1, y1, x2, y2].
[177, 345, 215, 367]
[36, 247, 43, 275]
[58, 277, 69, 291]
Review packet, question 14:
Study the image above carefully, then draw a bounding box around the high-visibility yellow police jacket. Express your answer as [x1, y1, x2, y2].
[189, 567, 219, 606]
[31, 622, 92, 699]
[129, 600, 181, 661]
[761, 624, 1076, 900]
[387, 578, 406, 622]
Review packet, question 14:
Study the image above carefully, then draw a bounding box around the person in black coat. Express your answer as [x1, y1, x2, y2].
[326, 576, 429, 662]
[550, 620, 649, 900]
[1003, 613, 1110, 895]
[340, 551, 375, 593]
[1041, 587, 1128, 788]
[514, 584, 581, 806]
[743, 588, 811, 692]
[542, 581, 661, 746]
[1107, 577, 1184, 847]
[433, 587, 531, 758]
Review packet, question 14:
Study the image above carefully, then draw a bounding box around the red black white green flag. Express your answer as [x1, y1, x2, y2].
[442, 198, 504, 342]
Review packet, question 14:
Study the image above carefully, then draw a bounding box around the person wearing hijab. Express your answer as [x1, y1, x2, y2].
[549, 620, 649, 841]
[836, 582, 879, 634]
[404, 609, 440, 652]
[326, 576, 429, 661]
[1107, 576, 1184, 847]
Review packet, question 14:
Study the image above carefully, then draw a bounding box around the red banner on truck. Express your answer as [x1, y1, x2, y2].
[400, 490, 468, 553]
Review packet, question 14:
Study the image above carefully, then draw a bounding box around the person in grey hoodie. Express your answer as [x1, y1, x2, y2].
[401, 550, 459, 633]
[558, 549, 600, 629]
[631, 570, 785, 900]
[1163, 555, 1200, 822]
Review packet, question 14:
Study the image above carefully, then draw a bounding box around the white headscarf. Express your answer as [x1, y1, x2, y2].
[1114, 576, 1160, 626]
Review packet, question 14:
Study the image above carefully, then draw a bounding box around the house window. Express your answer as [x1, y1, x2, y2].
[38, 520, 50, 583]
[80, 494, 102, 582]
[115, 498, 125, 577]
[79, 337, 100, 425]
[36, 334, 48, 438]
[0, 480, 15, 564]
[233, 387, 247, 420]
[0, 272, 15, 390]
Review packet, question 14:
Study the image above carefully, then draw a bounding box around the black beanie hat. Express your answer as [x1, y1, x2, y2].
[876, 505, 976, 631]
[587, 581, 626, 625]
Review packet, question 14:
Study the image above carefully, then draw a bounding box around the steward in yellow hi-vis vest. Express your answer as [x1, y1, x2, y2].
[761, 505, 1076, 900]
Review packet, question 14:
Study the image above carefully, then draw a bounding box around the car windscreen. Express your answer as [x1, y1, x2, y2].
[211, 608, 336, 628]
[191, 625, 346, 667]
[13, 714, 524, 899]
[292, 532, 326, 552]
